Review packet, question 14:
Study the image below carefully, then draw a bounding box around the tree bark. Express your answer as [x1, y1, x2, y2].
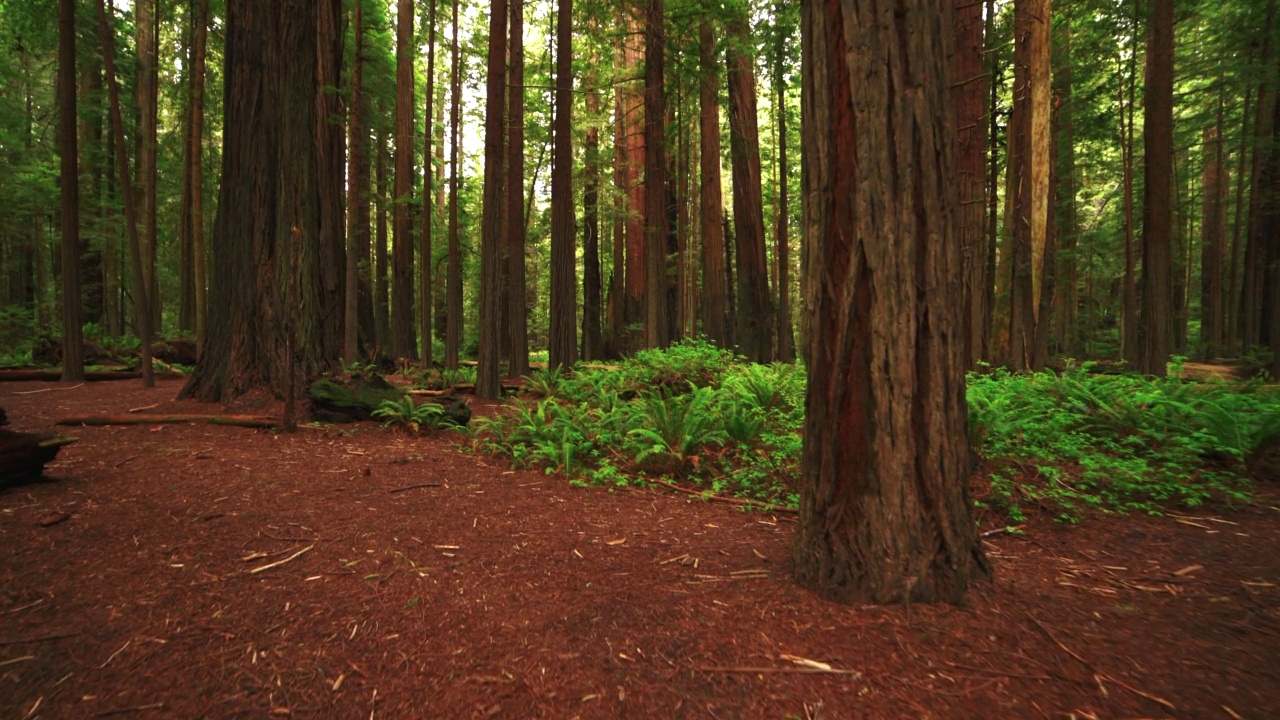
[726, 14, 773, 364]
[582, 73, 604, 361]
[476, 0, 507, 398]
[136, 0, 160, 333]
[698, 20, 727, 349]
[420, 0, 438, 365]
[1120, 6, 1139, 365]
[446, 0, 463, 369]
[59, 0, 83, 381]
[794, 0, 987, 605]
[1139, 0, 1175, 377]
[643, 0, 668, 350]
[375, 136, 390, 352]
[96, 0, 154, 387]
[548, 0, 577, 369]
[191, 0, 209, 354]
[181, 0, 344, 401]
[1201, 121, 1226, 359]
[392, 0, 417, 360]
[345, 0, 365, 363]
[508, 0, 530, 376]
[773, 6, 794, 363]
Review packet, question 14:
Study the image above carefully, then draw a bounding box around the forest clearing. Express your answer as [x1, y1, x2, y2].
[2, 369, 1280, 719]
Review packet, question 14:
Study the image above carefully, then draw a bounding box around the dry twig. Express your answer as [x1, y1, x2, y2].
[249, 545, 315, 574]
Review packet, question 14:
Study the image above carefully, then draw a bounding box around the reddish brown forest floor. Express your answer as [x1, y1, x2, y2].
[2, 379, 1279, 719]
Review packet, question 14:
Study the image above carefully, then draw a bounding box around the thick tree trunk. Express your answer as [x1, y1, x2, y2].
[698, 21, 727, 349]
[392, 0, 417, 360]
[59, 0, 83, 381]
[795, 0, 987, 605]
[1139, 0, 1175, 377]
[549, 0, 577, 369]
[476, 0, 507, 398]
[726, 13, 773, 364]
[642, 0, 668, 350]
[181, 0, 344, 402]
[508, 0, 530, 376]
[609, 86, 627, 357]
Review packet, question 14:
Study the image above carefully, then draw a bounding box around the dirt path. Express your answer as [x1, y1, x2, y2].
[2, 380, 1278, 718]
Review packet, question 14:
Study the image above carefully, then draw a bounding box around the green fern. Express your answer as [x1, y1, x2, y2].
[372, 397, 446, 433]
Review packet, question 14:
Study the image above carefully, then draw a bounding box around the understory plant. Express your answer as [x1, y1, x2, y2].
[372, 397, 446, 434]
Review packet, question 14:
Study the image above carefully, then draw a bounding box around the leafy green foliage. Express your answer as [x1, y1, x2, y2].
[968, 364, 1278, 519]
[371, 397, 446, 433]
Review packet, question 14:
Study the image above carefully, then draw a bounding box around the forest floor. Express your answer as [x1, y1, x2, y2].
[2, 378, 1279, 720]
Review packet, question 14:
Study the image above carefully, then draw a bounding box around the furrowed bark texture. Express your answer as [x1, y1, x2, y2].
[794, 0, 988, 605]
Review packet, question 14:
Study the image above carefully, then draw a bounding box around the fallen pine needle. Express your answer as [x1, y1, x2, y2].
[250, 545, 315, 574]
[0, 655, 35, 668]
[99, 640, 131, 668]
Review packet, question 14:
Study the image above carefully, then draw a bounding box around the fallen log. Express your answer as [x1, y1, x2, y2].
[0, 369, 185, 382]
[56, 414, 277, 429]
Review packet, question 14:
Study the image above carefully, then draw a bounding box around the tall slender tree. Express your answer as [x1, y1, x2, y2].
[508, 0, 530, 376]
[643, 0, 669, 349]
[59, 0, 83, 381]
[392, 0, 417, 359]
[954, 0, 987, 367]
[773, 4, 794, 362]
[191, 0, 209, 354]
[726, 11, 772, 363]
[476, 0, 507, 398]
[420, 0, 438, 365]
[136, 0, 160, 330]
[549, 0, 577, 368]
[794, 0, 987, 605]
[96, 0, 154, 387]
[345, 0, 365, 363]
[699, 20, 727, 348]
[1139, 0, 1174, 377]
[446, 0, 463, 369]
[582, 73, 604, 361]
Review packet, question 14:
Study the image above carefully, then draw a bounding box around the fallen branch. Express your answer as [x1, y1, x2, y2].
[94, 703, 165, 717]
[57, 414, 277, 429]
[250, 545, 315, 574]
[389, 482, 442, 494]
[1028, 615, 1176, 711]
[13, 383, 84, 395]
[0, 370, 183, 382]
[651, 479, 797, 514]
[694, 665, 860, 675]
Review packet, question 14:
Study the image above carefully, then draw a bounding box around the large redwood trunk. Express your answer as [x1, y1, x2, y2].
[643, 0, 669, 349]
[476, 0, 507, 398]
[548, 0, 577, 368]
[182, 0, 344, 402]
[794, 0, 987, 605]
[953, 0, 987, 368]
[392, 0, 417, 360]
[507, 0, 529, 376]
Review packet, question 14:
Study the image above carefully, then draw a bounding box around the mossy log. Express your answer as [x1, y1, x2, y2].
[1, 429, 76, 486]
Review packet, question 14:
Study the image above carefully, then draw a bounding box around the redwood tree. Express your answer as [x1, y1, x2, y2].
[548, 0, 577, 369]
[1139, 0, 1174, 377]
[698, 20, 727, 348]
[793, 0, 988, 604]
[508, 0, 530, 376]
[392, 0, 417, 360]
[182, 0, 344, 401]
[59, 0, 83, 381]
[643, 0, 668, 349]
[726, 12, 773, 364]
[476, 0, 507, 399]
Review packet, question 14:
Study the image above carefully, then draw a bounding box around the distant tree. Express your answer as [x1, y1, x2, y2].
[421, 0, 438, 366]
[643, 0, 669, 349]
[698, 19, 727, 349]
[508, 0, 530, 376]
[191, 0, 210, 353]
[548, 0, 577, 369]
[726, 11, 772, 363]
[135, 0, 160, 331]
[446, 0, 463, 369]
[58, 0, 83, 381]
[345, 0, 365, 363]
[476, 0, 506, 399]
[1139, 0, 1174, 377]
[392, 0, 417, 360]
[793, 0, 988, 604]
